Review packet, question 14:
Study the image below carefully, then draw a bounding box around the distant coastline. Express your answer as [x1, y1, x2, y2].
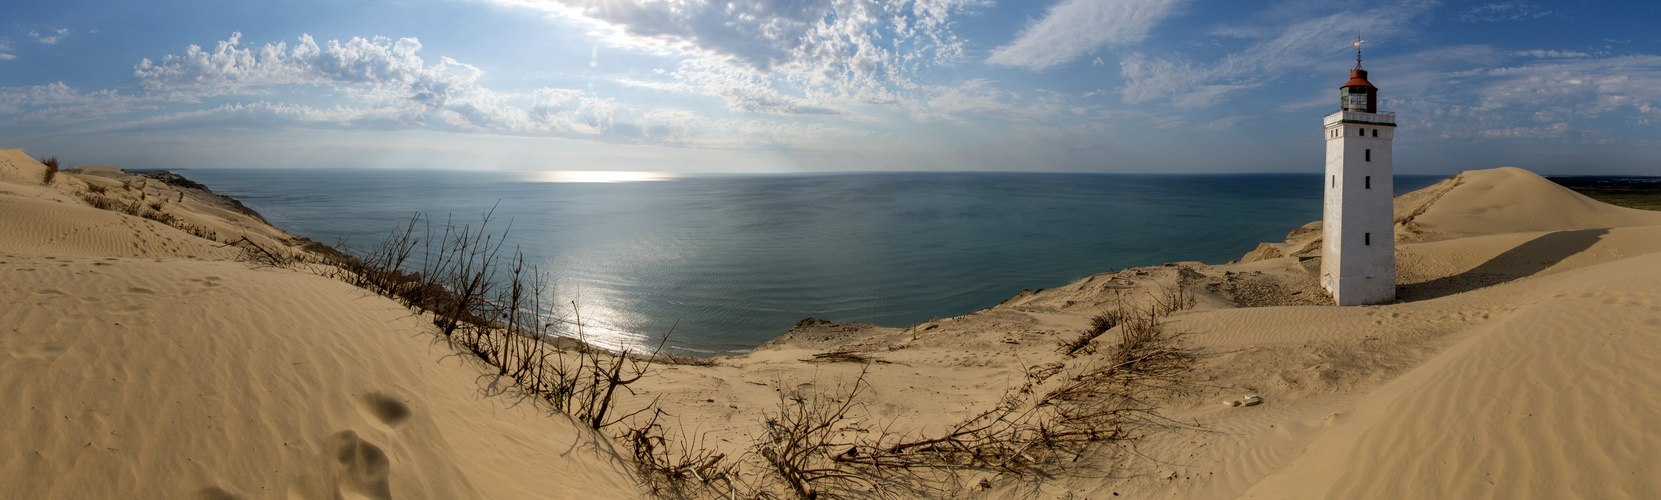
[1547, 175, 1661, 211]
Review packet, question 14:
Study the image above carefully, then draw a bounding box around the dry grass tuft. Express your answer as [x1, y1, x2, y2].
[1149, 280, 1196, 317]
[37, 156, 58, 184]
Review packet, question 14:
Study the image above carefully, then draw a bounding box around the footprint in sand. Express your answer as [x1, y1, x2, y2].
[191, 486, 243, 500]
[359, 392, 413, 429]
[287, 430, 392, 500]
[11, 341, 67, 360]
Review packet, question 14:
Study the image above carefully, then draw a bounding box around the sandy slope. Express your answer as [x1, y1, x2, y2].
[1240, 251, 1661, 499]
[626, 166, 1661, 499]
[5, 146, 1659, 499]
[0, 151, 642, 499]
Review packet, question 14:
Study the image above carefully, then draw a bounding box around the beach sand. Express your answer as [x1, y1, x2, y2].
[4, 147, 1660, 498]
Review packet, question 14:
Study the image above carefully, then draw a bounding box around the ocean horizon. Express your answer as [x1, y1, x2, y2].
[181, 169, 1445, 354]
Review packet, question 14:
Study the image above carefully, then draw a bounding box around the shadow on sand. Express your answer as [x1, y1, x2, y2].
[1397, 228, 1609, 302]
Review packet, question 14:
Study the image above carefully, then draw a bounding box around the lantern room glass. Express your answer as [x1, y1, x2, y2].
[1341, 87, 1369, 112]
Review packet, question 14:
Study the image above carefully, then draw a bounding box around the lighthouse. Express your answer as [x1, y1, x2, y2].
[1321, 41, 1396, 306]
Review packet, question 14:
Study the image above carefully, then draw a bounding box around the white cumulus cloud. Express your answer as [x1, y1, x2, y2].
[29, 28, 69, 45]
[134, 32, 436, 91]
[492, 0, 984, 116]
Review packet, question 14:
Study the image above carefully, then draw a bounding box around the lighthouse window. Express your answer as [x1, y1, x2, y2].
[1365, 232, 1371, 245]
[1366, 176, 1371, 189]
[1372, 129, 1378, 137]
[1365, 149, 1371, 161]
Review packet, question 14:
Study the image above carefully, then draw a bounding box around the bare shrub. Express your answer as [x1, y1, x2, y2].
[719, 309, 1198, 499]
[626, 409, 740, 497]
[756, 368, 877, 499]
[1060, 308, 1126, 357]
[86, 183, 108, 195]
[229, 236, 294, 267]
[546, 304, 671, 430]
[1149, 280, 1196, 317]
[337, 209, 681, 434]
[1060, 290, 1130, 357]
[37, 156, 58, 184]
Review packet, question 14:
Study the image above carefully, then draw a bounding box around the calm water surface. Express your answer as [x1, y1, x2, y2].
[182, 169, 1444, 354]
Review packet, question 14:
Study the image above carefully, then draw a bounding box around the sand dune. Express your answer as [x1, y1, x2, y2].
[0, 151, 642, 499]
[1406, 166, 1661, 239]
[1240, 251, 1661, 499]
[4, 148, 1660, 499]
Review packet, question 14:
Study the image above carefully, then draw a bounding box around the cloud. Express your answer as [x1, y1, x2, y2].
[1117, 0, 1435, 108]
[1478, 122, 1568, 138]
[495, 0, 978, 72]
[18, 102, 154, 126]
[1384, 51, 1661, 140]
[661, 60, 843, 115]
[134, 32, 435, 91]
[127, 33, 594, 132]
[492, 0, 984, 115]
[0, 39, 13, 60]
[29, 28, 69, 45]
[1469, 55, 1661, 116]
[909, 79, 1078, 124]
[987, 0, 1185, 71]
[107, 32, 876, 150]
[615, 77, 695, 94]
[0, 82, 130, 116]
[1514, 49, 1590, 59]
[1462, 2, 1553, 22]
[0, 54, 14, 61]
[92, 101, 424, 133]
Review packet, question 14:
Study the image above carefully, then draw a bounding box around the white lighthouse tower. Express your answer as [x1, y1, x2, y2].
[1321, 41, 1396, 306]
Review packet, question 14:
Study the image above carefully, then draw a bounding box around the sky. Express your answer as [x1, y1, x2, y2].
[1, 0, 1659, 174]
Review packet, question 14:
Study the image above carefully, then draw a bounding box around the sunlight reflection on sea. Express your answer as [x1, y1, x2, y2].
[526, 171, 681, 183]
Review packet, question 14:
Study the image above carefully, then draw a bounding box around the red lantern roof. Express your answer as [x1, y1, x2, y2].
[1342, 69, 1375, 89]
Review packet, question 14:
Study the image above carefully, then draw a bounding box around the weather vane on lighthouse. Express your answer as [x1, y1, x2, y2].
[1354, 36, 1365, 68]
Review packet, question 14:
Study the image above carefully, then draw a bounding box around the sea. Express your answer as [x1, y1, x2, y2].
[180, 169, 1446, 354]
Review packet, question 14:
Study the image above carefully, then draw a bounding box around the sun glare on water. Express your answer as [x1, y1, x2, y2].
[529, 171, 680, 183]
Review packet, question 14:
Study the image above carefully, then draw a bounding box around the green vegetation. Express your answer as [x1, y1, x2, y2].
[1551, 176, 1661, 211]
